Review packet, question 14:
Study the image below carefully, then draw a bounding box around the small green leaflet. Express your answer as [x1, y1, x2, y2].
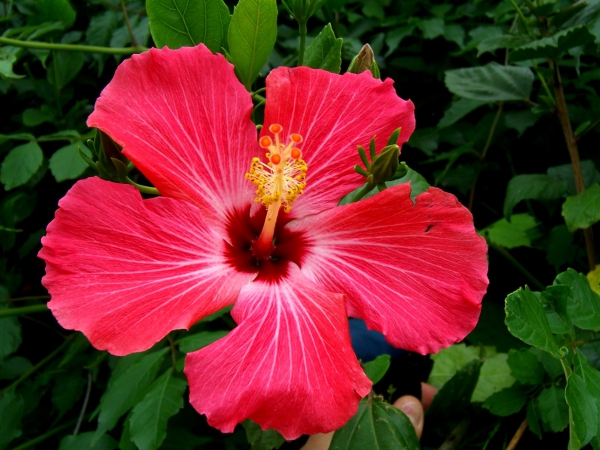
[129, 370, 187, 450]
[147, 0, 230, 52]
[480, 214, 540, 249]
[363, 354, 391, 384]
[562, 184, 600, 232]
[444, 62, 534, 102]
[482, 385, 527, 417]
[228, 0, 277, 90]
[49, 144, 92, 182]
[1, 142, 44, 191]
[303, 24, 343, 73]
[330, 396, 420, 450]
[505, 287, 560, 357]
[510, 25, 595, 62]
[538, 386, 569, 433]
[93, 349, 168, 442]
[242, 420, 285, 450]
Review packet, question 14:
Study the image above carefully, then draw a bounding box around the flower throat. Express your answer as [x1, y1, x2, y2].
[246, 124, 307, 259]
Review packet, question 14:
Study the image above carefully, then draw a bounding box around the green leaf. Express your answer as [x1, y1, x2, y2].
[503, 174, 567, 218]
[0, 356, 31, 380]
[418, 18, 445, 40]
[507, 348, 546, 385]
[303, 24, 343, 73]
[476, 35, 528, 56]
[52, 371, 86, 418]
[538, 386, 569, 433]
[546, 225, 578, 271]
[1, 142, 44, 191]
[428, 343, 480, 389]
[94, 349, 168, 440]
[129, 370, 187, 450]
[437, 98, 487, 128]
[22, 106, 55, 127]
[242, 420, 285, 450]
[504, 110, 540, 137]
[542, 285, 573, 334]
[59, 432, 118, 450]
[0, 315, 21, 362]
[480, 214, 540, 249]
[49, 144, 91, 182]
[0, 391, 23, 449]
[575, 353, 600, 445]
[555, 269, 600, 330]
[47, 51, 85, 90]
[30, 0, 76, 27]
[0, 51, 25, 80]
[363, 354, 391, 384]
[565, 373, 598, 447]
[562, 184, 600, 232]
[428, 359, 483, 419]
[228, 0, 278, 90]
[329, 396, 420, 450]
[505, 287, 560, 357]
[510, 25, 596, 62]
[176, 330, 228, 353]
[147, 0, 230, 52]
[527, 399, 543, 439]
[482, 385, 527, 416]
[444, 62, 534, 102]
[472, 353, 516, 402]
[548, 161, 600, 196]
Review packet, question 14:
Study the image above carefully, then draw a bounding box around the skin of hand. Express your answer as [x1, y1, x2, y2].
[301, 382, 438, 450]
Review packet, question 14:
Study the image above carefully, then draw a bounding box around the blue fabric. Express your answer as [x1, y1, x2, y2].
[349, 318, 407, 362]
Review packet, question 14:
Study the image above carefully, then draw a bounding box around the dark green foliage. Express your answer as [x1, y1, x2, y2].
[2, 0, 600, 448]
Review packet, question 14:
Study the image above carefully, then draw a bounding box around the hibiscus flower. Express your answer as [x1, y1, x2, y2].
[39, 44, 488, 439]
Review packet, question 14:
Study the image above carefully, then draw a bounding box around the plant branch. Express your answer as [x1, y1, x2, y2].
[0, 36, 146, 55]
[552, 62, 596, 270]
[73, 371, 93, 435]
[0, 336, 73, 395]
[506, 419, 528, 450]
[0, 304, 48, 317]
[2, 295, 50, 302]
[11, 419, 81, 450]
[120, 0, 139, 47]
[468, 102, 504, 211]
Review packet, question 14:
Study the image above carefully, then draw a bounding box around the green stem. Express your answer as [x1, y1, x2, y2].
[120, 0, 139, 47]
[468, 103, 504, 211]
[125, 177, 160, 195]
[0, 336, 73, 395]
[298, 20, 307, 66]
[10, 420, 80, 450]
[531, 60, 555, 104]
[552, 62, 596, 270]
[0, 36, 146, 55]
[351, 183, 375, 203]
[489, 243, 545, 290]
[508, 0, 536, 38]
[0, 304, 48, 317]
[252, 93, 266, 103]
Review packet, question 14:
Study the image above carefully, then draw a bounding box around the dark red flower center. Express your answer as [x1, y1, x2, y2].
[224, 204, 308, 282]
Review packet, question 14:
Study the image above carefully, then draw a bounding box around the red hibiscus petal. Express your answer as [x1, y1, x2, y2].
[87, 45, 257, 234]
[284, 184, 488, 354]
[263, 67, 415, 217]
[185, 262, 371, 440]
[39, 177, 255, 356]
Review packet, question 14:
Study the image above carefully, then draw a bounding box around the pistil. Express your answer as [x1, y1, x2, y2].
[246, 124, 307, 259]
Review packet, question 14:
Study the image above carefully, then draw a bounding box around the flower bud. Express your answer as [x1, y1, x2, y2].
[347, 44, 380, 79]
[283, 0, 325, 23]
[370, 144, 399, 186]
